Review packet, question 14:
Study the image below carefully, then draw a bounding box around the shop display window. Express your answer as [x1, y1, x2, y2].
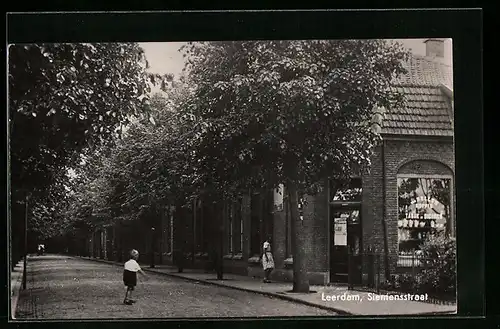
[397, 177, 452, 256]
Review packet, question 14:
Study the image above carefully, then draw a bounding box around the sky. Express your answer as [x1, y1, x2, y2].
[139, 42, 187, 78]
[139, 39, 453, 77]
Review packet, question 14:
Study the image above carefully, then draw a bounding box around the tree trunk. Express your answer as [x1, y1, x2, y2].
[216, 201, 224, 280]
[175, 205, 185, 273]
[159, 207, 164, 265]
[150, 228, 156, 268]
[150, 207, 157, 268]
[118, 225, 123, 262]
[192, 199, 197, 265]
[288, 181, 310, 293]
[111, 226, 116, 261]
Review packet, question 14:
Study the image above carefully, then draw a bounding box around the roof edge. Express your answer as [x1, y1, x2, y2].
[370, 106, 386, 135]
[381, 133, 454, 142]
[392, 83, 444, 88]
[439, 83, 453, 99]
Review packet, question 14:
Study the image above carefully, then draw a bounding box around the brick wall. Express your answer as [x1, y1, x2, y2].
[362, 144, 384, 254]
[363, 137, 455, 276]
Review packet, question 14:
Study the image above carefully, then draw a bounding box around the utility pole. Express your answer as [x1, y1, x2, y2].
[22, 193, 29, 290]
[217, 201, 224, 280]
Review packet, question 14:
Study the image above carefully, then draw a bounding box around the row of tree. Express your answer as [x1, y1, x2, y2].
[10, 40, 409, 292]
[9, 43, 167, 266]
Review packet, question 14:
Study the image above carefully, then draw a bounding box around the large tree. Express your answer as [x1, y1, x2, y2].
[8, 43, 157, 256]
[181, 40, 409, 292]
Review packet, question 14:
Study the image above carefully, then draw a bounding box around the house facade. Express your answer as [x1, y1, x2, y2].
[88, 39, 455, 286]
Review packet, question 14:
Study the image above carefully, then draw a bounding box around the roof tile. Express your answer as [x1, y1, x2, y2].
[392, 55, 453, 88]
[382, 56, 454, 137]
[382, 87, 453, 136]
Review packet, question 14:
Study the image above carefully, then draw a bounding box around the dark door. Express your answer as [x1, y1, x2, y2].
[330, 207, 362, 283]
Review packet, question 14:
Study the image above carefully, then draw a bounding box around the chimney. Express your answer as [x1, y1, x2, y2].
[424, 38, 445, 58]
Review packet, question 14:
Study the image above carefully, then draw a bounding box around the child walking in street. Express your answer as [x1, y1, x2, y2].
[123, 249, 147, 305]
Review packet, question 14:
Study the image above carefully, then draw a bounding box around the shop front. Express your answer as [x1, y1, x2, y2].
[396, 175, 454, 271]
[328, 151, 455, 285]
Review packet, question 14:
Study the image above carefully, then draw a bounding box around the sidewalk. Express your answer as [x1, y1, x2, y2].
[10, 258, 26, 319]
[80, 256, 456, 316]
[13, 255, 46, 319]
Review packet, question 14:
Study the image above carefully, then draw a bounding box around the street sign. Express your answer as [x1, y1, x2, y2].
[334, 217, 347, 246]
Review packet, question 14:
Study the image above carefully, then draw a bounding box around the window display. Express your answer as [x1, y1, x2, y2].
[397, 177, 451, 256]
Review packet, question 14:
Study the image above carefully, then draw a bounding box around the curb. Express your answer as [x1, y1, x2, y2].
[76, 256, 353, 315]
[10, 258, 26, 320]
[418, 311, 457, 315]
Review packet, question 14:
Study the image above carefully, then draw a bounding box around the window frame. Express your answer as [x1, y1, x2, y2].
[169, 207, 174, 254]
[396, 174, 455, 256]
[285, 192, 292, 258]
[250, 193, 263, 256]
[329, 177, 363, 204]
[240, 215, 244, 253]
[237, 198, 243, 254]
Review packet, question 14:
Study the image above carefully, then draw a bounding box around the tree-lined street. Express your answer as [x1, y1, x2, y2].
[11, 38, 459, 319]
[15, 255, 336, 319]
[31, 40, 409, 293]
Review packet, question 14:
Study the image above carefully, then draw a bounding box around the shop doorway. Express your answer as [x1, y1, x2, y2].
[330, 205, 362, 283]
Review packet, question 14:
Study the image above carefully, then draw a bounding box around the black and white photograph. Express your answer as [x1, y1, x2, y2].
[8, 23, 460, 319]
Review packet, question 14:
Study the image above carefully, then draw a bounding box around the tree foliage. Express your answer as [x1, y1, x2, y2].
[64, 81, 196, 234]
[182, 40, 409, 194]
[9, 43, 157, 238]
[180, 40, 410, 291]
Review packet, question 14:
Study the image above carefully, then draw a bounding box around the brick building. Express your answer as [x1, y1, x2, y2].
[89, 39, 454, 286]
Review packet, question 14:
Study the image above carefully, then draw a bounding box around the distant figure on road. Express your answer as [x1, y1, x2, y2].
[37, 244, 45, 256]
[262, 236, 275, 283]
[123, 249, 147, 305]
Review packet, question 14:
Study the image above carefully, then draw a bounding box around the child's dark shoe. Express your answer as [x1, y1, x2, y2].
[124, 299, 133, 305]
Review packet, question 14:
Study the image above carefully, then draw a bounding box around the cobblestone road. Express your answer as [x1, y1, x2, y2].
[15, 255, 336, 319]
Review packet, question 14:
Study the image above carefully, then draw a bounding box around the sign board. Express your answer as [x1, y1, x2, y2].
[334, 217, 347, 246]
[407, 197, 447, 224]
[273, 184, 284, 212]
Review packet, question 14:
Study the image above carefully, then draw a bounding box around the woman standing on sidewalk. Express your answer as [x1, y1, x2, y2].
[262, 236, 275, 283]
